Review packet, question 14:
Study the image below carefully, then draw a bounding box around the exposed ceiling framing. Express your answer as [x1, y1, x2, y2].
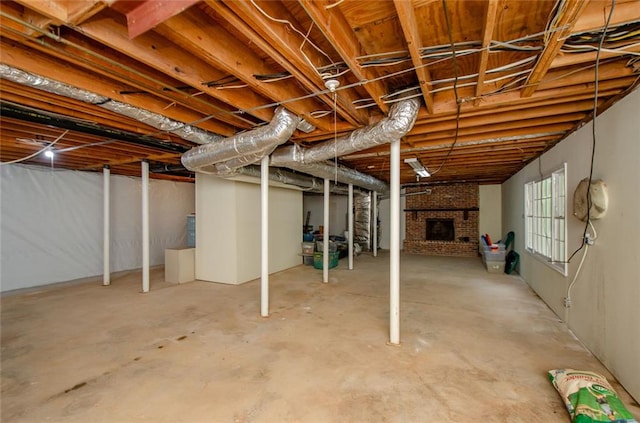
[1, 0, 639, 186]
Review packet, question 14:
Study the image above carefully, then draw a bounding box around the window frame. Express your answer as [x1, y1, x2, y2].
[524, 163, 568, 276]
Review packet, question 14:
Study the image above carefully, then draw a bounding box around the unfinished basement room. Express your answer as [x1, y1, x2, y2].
[1, 0, 639, 422]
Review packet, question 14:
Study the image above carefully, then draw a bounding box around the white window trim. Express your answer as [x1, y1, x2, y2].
[524, 163, 568, 276]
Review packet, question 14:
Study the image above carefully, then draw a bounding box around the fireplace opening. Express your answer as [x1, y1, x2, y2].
[426, 219, 455, 241]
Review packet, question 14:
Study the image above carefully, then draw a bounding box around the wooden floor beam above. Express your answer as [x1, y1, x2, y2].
[1, 0, 638, 184]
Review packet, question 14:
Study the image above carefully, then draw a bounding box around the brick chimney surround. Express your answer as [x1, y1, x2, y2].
[403, 183, 479, 257]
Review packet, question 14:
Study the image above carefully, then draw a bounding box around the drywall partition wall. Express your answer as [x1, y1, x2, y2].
[502, 88, 640, 402]
[479, 184, 502, 243]
[195, 174, 302, 285]
[0, 164, 195, 292]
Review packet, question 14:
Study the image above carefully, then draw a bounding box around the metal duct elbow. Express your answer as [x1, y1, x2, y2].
[270, 97, 421, 166]
[181, 106, 300, 173]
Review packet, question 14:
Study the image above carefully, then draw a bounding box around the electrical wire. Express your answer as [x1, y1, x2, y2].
[566, 0, 616, 263]
[249, 0, 336, 76]
[428, 0, 461, 176]
[1, 130, 69, 165]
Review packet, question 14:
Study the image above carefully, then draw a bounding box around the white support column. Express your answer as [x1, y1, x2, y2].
[373, 191, 378, 257]
[323, 178, 330, 283]
[348, 183, 354, 270]
[260, 155, 269, 317]
[141, 160, 150, 293]
[103, 166, 110, 286]
[389, 139, 400, 345]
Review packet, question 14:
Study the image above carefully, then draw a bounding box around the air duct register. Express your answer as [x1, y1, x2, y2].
[573, 178, 608, 222]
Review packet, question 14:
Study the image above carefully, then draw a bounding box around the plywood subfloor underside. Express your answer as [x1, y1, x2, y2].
[2, 253, 638, 422]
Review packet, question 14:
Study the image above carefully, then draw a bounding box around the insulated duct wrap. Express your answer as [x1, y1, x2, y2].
[99, 102, 222, 145]
[0, 65, 223, 145]
[354, 193, 372, 251]
[182, 107, 299, 174]
[284, 161, 388, 193]
[0, 64, 106, 103]
[224, 165, 358, 195]
[270, 97, 421, 166]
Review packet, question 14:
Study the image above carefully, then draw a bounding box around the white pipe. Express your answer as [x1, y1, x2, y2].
[142, 160, 150, 293]
[373, 191, 378, 257]
[389, 139, 400, 345]
[348, 184, 354, 270]
[103, 166, 110, 286]
[323, 178, 330, 283]
[261, 155, 269, 317]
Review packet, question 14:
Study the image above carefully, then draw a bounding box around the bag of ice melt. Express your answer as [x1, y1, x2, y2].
[548, 369, 638, 423]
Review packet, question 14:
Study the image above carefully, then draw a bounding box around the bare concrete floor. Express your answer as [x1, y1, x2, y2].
[2, 252, 638, 422]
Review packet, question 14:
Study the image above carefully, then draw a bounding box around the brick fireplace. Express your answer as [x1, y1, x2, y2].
[403, 183, 479, 257]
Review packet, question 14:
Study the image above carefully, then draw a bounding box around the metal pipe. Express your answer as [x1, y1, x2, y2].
[348, 184, 354, 270]
[373, 191, 378, 257]
[323, 178, 330, 283]
[142, 160, 150, 293]
[261, 155, 269, 317]
[103, 166, 110, 286]
[389, 139, 400, 345]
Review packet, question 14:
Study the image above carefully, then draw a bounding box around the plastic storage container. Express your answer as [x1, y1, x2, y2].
[485, 260, 505, 273]
[313, 251, 339, 269]
[301, 242, 315, 255]
[484, 249, 506, 261]
[316, 240, 337, 252]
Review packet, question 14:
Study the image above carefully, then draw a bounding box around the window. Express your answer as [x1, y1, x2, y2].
[524, 163, 567, 275]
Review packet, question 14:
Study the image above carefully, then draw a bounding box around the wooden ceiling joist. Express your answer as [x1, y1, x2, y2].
[210, 0, 369, 126]
[126, 0, 200, 39]
[155, 10, 334, 131]
[394, 0, 435, 114]
[300, 0, 390, 114]
[521, 0, 589, 97]
[2, 0, 639, 184]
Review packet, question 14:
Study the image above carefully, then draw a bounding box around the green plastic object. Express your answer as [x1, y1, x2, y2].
[504, 231, 515, 251]
[505, 250, 519, 274]
[313, 252, 339, 269]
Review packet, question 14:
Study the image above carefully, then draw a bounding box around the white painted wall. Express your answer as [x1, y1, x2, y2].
[0, 164, 195, 292]
[303, 193, 348, 236]
[479, 184, 502, 243]
[502, 88, 640, 401]
[196, 174, 302, 284]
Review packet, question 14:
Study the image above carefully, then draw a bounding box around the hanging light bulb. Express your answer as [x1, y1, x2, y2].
[44, 149, 55, 159]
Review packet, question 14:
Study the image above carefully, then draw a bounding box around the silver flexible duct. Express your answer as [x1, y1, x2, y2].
[181, 106, 299, 174]
[270, 97, 421, 166]
[283, 161, 388, 193]
[228, 165, 365, 195]
[355, 193, 372, 251]
[0, 64, 223, 145]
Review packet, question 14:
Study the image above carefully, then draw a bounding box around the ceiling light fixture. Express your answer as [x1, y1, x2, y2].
[404, 157, 430, 178]
[325, 79, 339, 93]
[43, 149, 55, 159]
